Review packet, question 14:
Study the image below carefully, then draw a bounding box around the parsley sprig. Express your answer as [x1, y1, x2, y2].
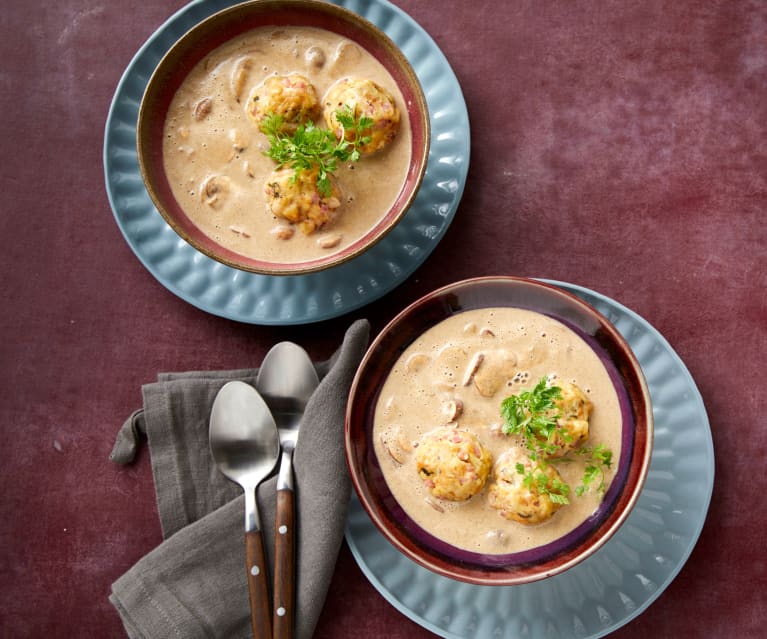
[334, 105, 374, 157]
[515, 461, 571, 505]
[259, 106, 373, 197]
[572, 444, 613, 496]
[500, 377, 613, 501]
[501, 377, 564, 456]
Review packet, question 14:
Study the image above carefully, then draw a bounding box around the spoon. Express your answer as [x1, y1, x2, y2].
[209, 381, 280, 639]
[256, 342, 320, 639]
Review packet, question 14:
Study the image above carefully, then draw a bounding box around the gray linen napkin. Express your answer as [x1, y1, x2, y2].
[109, 319, 370, 639]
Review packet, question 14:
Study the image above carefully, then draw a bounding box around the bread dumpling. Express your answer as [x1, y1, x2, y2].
[415, 426, 492, 501]
[264, 167, 341, 235]
[488, 448, 567, 524]
[247, 73, 320, 132]
[323, 78, 400, 154]
[544, 381, 593, 458]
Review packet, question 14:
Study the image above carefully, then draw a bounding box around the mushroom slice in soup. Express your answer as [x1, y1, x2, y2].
[472, 349, 518, 398]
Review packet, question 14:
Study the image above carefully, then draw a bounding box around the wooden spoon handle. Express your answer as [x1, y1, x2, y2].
[273, 488, 295, 639]
[245, 529, 273, 639]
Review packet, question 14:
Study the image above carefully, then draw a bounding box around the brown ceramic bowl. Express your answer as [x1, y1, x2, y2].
[345, 276, 653, 586]
[137, 0, 429, 275]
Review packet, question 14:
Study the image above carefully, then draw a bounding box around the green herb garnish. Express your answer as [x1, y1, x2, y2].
[500, 377, 564, 456]
[334, 105, 374, 160]
[259, 107, 373, 197]
[572, 444, 613, 496]
[501, 377, 614, 499]
[515, 461, 571, 505]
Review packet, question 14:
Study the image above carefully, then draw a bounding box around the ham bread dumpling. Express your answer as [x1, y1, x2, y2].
[415, 426, 492, 501]
[247, 73, 320, 132]
[323, 78, 400, 154]
[264, 167, 341, 235]
[544, 381, 593, 458]
[488, 448, 567, 524]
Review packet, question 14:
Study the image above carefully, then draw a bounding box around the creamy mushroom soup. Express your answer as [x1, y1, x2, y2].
[373, 307, 623, 554]
[162, 26, 411, 263]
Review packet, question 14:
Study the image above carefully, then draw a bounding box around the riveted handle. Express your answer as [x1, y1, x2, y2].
[245, 529, 273, 639]
[273, 488, 295, 639]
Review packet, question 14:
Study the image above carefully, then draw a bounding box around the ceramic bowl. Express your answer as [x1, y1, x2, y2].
[345, 276, 653, 586]
[137, 0, 429, 275]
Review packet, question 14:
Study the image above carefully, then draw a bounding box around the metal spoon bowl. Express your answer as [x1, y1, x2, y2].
[256, 342, 320, 639]
[209, 380, 280, 639]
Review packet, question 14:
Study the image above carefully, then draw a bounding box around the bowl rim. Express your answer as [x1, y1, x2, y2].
[136, 0, 431, 276]
[345, 275, 654, 586]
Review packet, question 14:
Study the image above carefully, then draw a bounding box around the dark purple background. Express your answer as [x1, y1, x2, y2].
[2, 1, 765, 637]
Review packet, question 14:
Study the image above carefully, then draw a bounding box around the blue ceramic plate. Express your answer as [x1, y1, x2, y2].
[103, 0, 469, 325]
[345, 281, 714, 638]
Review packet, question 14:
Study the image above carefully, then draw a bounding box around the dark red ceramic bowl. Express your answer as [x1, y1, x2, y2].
[137, 0, 429, 275]
[345, 276, 653, 586]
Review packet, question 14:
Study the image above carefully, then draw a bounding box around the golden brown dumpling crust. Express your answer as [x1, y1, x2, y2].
[415, 426, 493, 501]
[323, 78, 400, 154]
[545, 381, 593, 458]
[488, 448, 565, 525]
[247, 74, 320, 132]
[264, 168, 341, 235]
